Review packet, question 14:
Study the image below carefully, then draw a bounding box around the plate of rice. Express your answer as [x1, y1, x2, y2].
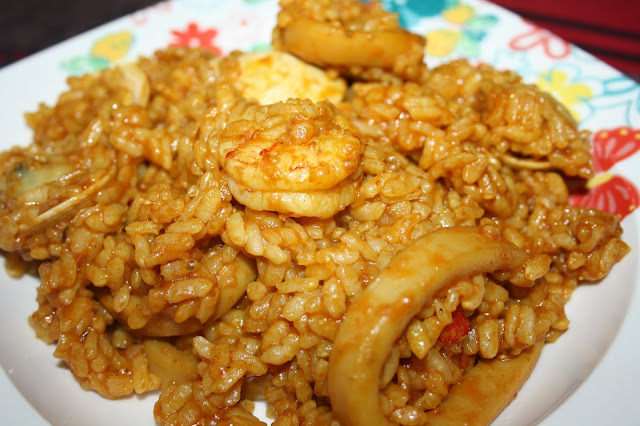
[0, 0, 638, 425]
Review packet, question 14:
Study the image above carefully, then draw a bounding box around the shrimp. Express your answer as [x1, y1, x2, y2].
[216, 97, 365, 218]
[227, 174, 359, 219]
[273, 0, 426, 81]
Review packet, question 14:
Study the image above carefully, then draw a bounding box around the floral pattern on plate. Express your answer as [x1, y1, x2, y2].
[571, 128, 640, 219]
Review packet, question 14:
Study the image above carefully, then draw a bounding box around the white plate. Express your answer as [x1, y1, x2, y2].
[1, 0, 639, 424]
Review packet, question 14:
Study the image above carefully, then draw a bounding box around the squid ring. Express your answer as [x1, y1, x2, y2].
[328, 226, 538, 426]
[423, 339, 544, 424]
[279, 17, 425, 71]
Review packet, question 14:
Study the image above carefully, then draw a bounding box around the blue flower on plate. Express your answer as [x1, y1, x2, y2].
[489, 49, 536, 81]
[591, 75, 640, 127]
[456, 14, 498, 57]
[423, 3, 498, 60]
[60, 56, 111, 75]
[60, 30, 135, 75]
[380, 0, 459, 27]
[248, 42, 272, 52]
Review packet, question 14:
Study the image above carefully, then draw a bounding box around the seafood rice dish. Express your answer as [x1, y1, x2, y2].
[0, 0, 630, 424]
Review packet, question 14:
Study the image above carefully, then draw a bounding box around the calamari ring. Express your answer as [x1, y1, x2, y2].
[328, 226, 540, 426]
[278, 16, 425, 71]
[423, 339, 544, 424]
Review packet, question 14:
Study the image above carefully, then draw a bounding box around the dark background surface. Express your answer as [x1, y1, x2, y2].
[1, 0, 639, 80]
[0, 0, 157, 65]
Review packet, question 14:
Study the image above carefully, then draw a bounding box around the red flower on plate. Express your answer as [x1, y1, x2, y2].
[170, 22, 223, 55]
[508, 22, 571, 60]
[591, 127, 640, 172]
[570, 127, 640, 219]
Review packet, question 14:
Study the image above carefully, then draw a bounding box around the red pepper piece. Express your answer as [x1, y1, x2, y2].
[438, 308, 471, 344]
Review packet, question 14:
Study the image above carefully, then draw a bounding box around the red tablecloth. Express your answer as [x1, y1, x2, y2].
[491, 0, 640, 76]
